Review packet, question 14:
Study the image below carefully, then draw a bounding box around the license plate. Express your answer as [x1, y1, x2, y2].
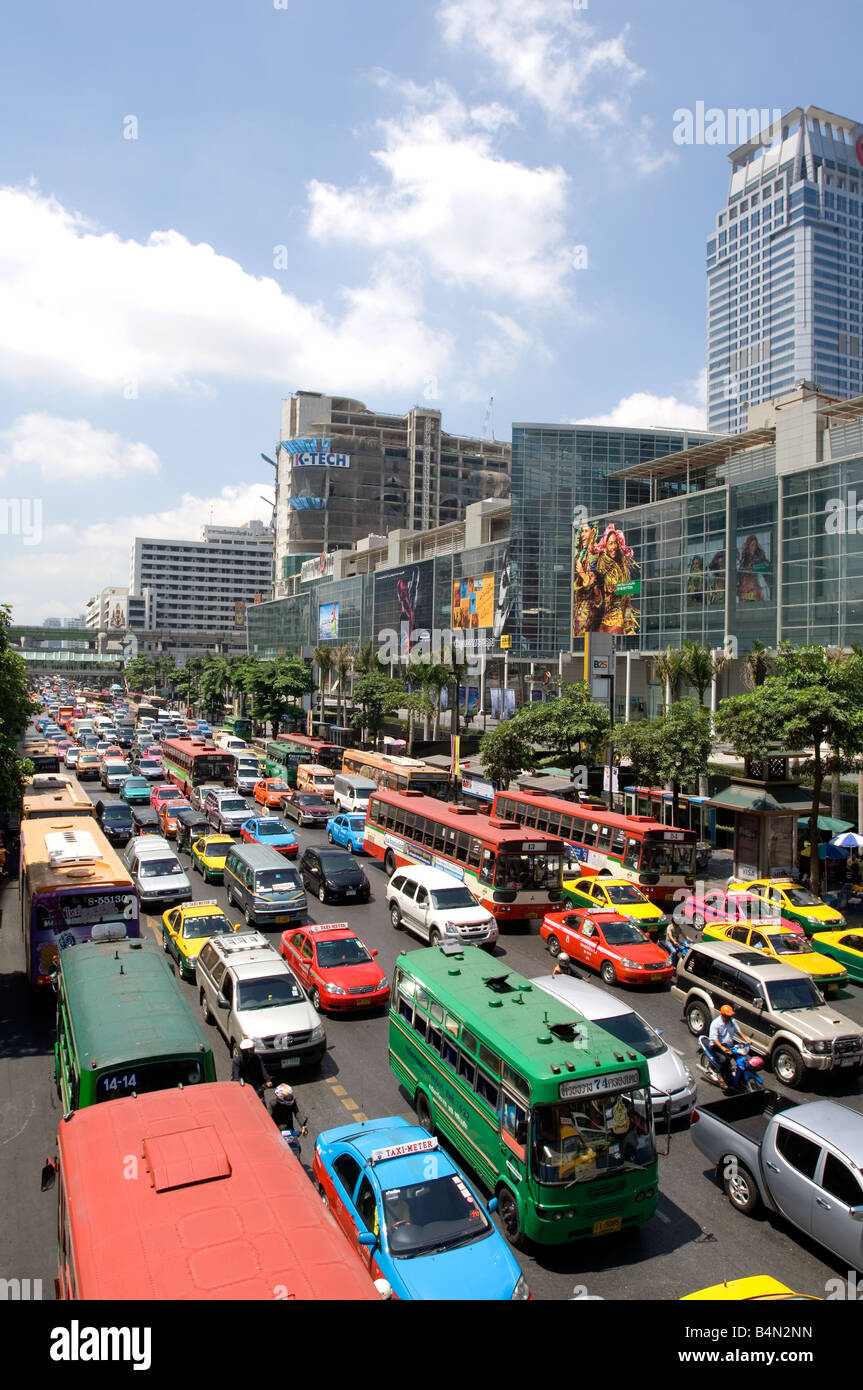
[593, 1216, 622, 1235]
[837, 1057, 858, 1067]
[274, 915, 291, 923]
[346, 889, 356, 896]
[280, 1056, 301, 1067]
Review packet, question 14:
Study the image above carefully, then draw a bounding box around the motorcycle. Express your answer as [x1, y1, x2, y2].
[696, 1037, 765, 1093]
[280, 1128, 303, 1159]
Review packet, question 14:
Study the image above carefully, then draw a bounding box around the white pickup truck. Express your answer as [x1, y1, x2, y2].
[691, 1088, 863, 1272]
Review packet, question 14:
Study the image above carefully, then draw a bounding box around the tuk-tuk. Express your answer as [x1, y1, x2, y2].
[175, 808, 210, 854]
[130, 805, 161, 836]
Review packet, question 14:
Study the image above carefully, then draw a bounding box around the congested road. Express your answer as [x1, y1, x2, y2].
[4, 767, 863, 1301]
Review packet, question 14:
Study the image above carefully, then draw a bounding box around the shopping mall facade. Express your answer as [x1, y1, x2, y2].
[248, 382, 863, 720]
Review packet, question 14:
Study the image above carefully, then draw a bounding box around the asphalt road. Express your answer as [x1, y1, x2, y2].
[4, 772, 863, 1301]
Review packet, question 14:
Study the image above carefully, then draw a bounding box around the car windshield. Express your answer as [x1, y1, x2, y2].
[181, 914, 233, 941]
[319, 852, 355, 870]
[604, 884, 649, 906]
[781, 886, 821, 907]
[106, 763, 130, 774]
[256, 868, 302, 891]
[221, 799, 248, 811]
[126, 778, 148, 789]
[236, 975, 303, 1009]
[383, 1174, 491, 1257]
[496, 851, 561, 892]
[598, 921, 650, 946]
[316, 938, 372, 967]
[595, 1012, 666, 1059]
[139, 858, 183, 877]
[531, 1093, 656, 1185]
[158, 788, 182, 802]
[765, 977, 825, 1011]
[767, 934, 813, 956]
[430, 887, 479, 909]
[348, 817, 366, 832]
[640, 842, 695, 875]
[265, 780, 288, 791]
[257, 820, 290, 835]
[298, 795, 327, 807]
[102, 806, 131, 821]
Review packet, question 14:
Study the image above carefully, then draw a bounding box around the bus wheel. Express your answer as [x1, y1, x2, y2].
[496, 1186, 525, 1249]
[384, 849, 396, 876]
[546, 934, 561, 958]
[415, 1090, 434, 1133]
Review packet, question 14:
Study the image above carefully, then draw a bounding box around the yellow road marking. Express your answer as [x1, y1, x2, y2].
[354, 1112, 368, 1122]
[330, 1084, 347, 1097]
[342, 1098, 359, 1111]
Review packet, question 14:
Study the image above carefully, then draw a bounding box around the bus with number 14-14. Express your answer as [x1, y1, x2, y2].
[389, 944, 657, 1248]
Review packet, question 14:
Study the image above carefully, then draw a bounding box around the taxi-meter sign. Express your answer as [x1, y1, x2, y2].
[370, 1137, 439, 1165]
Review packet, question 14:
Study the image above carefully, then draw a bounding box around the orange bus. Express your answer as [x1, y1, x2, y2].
[491, 789, 697, 907]
[48, 1081, 382, 1300]
[364, 788, 564, 923]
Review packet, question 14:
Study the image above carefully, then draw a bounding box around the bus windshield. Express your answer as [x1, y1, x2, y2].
[531, 1092, 655, 1185]
[383, 1175, 491, 1256]
[256, 868, 302, 891]
[495, 851, 561, 892]
[640, 842, 695, 875]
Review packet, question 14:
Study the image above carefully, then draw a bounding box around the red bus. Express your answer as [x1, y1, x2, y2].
[161, 736, 236, 796]
[364, 788, 564, 922]
[276, 732, 343, 771]
[49, 1082, 382, 1300]
[491, 789, 696, 907]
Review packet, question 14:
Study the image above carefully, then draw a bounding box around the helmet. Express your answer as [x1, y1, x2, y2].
[557, 953, 571, 966]
[720, 1004, 735, 1017]
[239, 1037, 255, 1051]
[274, 1084, 293, 1102]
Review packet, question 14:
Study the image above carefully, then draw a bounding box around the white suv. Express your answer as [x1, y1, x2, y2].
[195, 929, 326, 1075]
[387, 867, 498, 951]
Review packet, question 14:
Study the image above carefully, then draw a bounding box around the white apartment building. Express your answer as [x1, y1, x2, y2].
[129, 520, 273, 633]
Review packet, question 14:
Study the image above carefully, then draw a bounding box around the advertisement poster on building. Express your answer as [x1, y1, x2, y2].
[373, 559, 433, 656]
[572, 523, 639, 635]
[452, 573, 495, 630]
[490, 687, 502, 719]
[736, 529, 771, 603]
[318, 602, 339, 639]
[234, 600, 246, 628]
[502, 689, 516, 720]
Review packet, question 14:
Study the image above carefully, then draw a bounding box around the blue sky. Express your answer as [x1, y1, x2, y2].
[1, 0, 862, 621]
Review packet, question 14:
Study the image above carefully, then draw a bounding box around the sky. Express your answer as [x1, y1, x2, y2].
[1, 0, 862, 623]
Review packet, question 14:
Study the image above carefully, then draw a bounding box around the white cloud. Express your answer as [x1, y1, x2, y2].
[469, 103, 519, 133]
[437, 0, 644, 131]
[0, 186, 451, 395]
[0, 414, 160, 482]
[2, 484, 274, 625]
[307, 85, 571, 302]
[576, 385, 707, 430]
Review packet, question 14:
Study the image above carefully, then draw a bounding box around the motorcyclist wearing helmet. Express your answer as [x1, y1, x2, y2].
[231, 1037, 267, 1097]
[552, 952, 571, 978]
[708, 1005, 751, 1092]
[268, 1083, 308, 1136]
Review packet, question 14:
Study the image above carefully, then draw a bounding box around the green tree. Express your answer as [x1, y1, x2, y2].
[653, 646, 685, 708]
[479, 719, 535, 789]
[350, 670, 403, 746]
[614, 717, 665, 788]
[681, 641, 716, 706]
[716, 646, 863, 895]
[519, 682, 611, 777]
[124, 655, 155, 692]
[615, 699, 712, 822]
[331, 645, 353, 730]
[245, 655, 314, 735]
[199, 657, 228, 721]
[0, 605, 37, 815]
[742, 638, 774, 691]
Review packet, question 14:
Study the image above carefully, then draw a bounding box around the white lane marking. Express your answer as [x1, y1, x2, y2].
[670, 1046, 685, 1055]
[656, 1210, 670, 1224]
[0, 1093, 36, 1146]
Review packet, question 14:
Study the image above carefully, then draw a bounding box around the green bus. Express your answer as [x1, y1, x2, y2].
[389, 945, 657, 1248]
[223, 714, 253, 741]
[54, 938, 217, 1111]
[264, 739, 301, 787]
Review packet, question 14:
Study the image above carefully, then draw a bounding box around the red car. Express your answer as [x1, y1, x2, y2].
[540, 907, 674, 987]
[159, 799, 191, 838]
[279, 923, 389, 1013]
[672, 888, 805, 936]
[151, 783, 184, 812]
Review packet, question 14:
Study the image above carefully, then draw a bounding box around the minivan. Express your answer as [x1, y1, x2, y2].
[296, 763, 336, 800]
[224, 842, 307, 927]
[333, 773, 377, 813]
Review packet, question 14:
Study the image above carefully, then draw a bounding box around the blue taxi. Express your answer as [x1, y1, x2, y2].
[326, 812, 367, 854]
[239, 816, 299, 858]
[313, 1118, 529, 1301]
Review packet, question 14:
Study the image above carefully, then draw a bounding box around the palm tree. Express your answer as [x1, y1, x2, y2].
[423, 662, 452, 742]
[653, 646, 685, 710]
[331, 645, 353, 731]
[742, 639, 774, 691]
[681, 641, 716, 706]
[314, 645, 334, 720]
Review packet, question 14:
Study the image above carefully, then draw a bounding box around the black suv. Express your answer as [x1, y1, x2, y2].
[94, 799, 134, 846]
[299, 847, 371, 904]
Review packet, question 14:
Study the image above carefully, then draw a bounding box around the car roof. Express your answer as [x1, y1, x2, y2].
[323, 1117, 455, 1187]
[780, 1101, 863, 1157]
[531, 973, 633, 1021]
[299, 924, 357, 943]
[687, 939, 804, 979]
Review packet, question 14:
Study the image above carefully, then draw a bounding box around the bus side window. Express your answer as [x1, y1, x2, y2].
[404, 813, 416, 841]
[446, 827, 459, 859]
[546, 813, 560, 835]
[501, 1095, 528, 1150]
[468, 838, 481, 870]
[624, 838, 641, 871]
[582, 821, 598, 849]
[427, 1022, 442, 1053]
[423, 819, 434, 848]
[612, 828, 626, 854]
[369, 798, 380, 822]
[476, 1069, 499, 1108]
[455, 833, 469, 864]
[433, 824, 445, 853]
[479, 848, 496, 885]
[442, 1035, 458, 1069]
[597, 824, 613, 851]
[536, 808, 549, 832]
[524, 807, 539, 828]
[458, 1051, 477, 1089]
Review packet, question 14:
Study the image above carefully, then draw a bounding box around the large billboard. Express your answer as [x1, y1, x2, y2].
[318, 602, 339, 639]
[572, 522, 639, 635]
[452, 573, 495, 630]
[736, 529, 771, 603]
[374, 560, 434, 657]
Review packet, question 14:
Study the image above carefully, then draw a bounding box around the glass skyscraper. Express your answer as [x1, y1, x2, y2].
[707, 106, 863, 434]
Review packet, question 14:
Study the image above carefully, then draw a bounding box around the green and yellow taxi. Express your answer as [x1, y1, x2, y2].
[701, 920, 848, 995]
[160, 900, 241, 981]
[189, 833, 235, 884]
[682, 1276, 818, 1301]
[561, 875, 669, 937]
[729, 877, 846, 936]
[811, 929, 863, 985]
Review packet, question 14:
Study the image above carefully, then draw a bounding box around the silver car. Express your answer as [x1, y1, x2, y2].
[129, 844, 192, 908]
[533, 974, 697, 1120]
[206, 789, 253, 833]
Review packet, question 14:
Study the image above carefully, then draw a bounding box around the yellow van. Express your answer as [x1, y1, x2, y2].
[295, 763, 336, 801]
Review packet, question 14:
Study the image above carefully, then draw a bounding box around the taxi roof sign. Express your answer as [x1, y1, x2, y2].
[369, 1137, 438, 1165]
[306, 922, 351, 934]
